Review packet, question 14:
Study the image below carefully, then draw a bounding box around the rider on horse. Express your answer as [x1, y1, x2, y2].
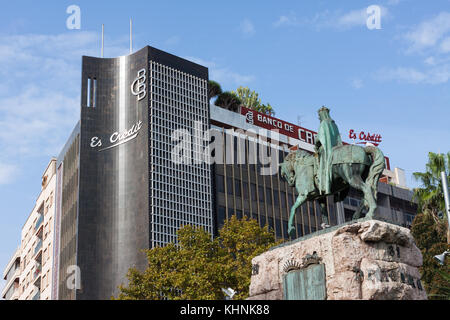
[315, 107, 343, 195]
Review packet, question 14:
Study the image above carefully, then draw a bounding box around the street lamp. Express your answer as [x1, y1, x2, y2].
[221, 288, 236, 300]
[434, 251, 449, 266]
[434, 171, 450, 265]
[441, 171, 450, 244]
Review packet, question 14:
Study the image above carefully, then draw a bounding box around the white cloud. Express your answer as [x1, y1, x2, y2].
[0, 31, 129, 176]
[239, 19, 255, 36]
[404, 12, 450, 53]
[185, 56, 255, 86]
[377, 11, 450, 86]
[336, 8, 368, 28]
[0, 86, 79, 157]
[274, 6, 389, 31]
[439, 36, 450, 53]
[273, 14, 299, 28]
[351, 78, 364, 89]
[424, 56, 436, 65]
[336, 6, 389, 29]
[0, 163, 18, 185]
[375, 65, 450, 84]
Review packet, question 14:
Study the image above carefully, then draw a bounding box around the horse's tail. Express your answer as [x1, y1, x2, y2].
[364, 146, 386, 200]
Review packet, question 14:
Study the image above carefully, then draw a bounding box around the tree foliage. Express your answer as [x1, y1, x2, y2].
[115, 216, 281, 300]
[232, 86, 275, 115]
[214, 91, 242, 112]
[411, 211, 450, 299]
[413, 152, 450, 223]
[208, 80, 222, 102]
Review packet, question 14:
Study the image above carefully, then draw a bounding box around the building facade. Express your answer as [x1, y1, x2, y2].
[53, 46, 212, 300]
[2, 159, 57, 300]
[2, 247, 20, 300]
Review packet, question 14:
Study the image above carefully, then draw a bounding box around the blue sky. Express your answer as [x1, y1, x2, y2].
[1, 0, 449, 289]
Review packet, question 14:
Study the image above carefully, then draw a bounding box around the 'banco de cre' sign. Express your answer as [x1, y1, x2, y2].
[241, 106, 317, 145]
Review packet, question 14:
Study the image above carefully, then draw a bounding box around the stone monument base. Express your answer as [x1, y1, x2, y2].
[248, 219, 427, 300]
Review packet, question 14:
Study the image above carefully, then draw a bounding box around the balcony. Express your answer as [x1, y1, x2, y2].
[35, 214, 44, 233]
[34, 239, 42, 257]
[33, 263, 42, 281]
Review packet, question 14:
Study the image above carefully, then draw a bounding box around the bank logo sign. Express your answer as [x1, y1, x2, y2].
[90, 121, 143, 152]
[131, 68, 147, 101]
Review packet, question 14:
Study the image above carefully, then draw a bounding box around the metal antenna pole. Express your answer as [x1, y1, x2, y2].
[101, 24, 104, 58]
[130, 18, 132, 54]
[441, 171, 450, 244]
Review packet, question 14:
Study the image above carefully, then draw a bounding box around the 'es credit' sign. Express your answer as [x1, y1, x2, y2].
[348, 129, 382, 146]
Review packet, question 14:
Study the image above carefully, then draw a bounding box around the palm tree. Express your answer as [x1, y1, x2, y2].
[413, 152, 450, 223]
[214, 91, 242, 112]
[208, 80, 222, 103]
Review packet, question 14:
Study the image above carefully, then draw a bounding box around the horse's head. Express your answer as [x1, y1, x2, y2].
[280, 160, 295, 187]
[280, 151, 298, 186]
[280, 149, 312, 187]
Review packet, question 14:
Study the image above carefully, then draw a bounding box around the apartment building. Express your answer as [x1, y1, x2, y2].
[1, 247, 21, 300]
[2, 158, 57, 300]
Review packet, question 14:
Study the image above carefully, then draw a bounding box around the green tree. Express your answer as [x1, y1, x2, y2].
[411, 211, 450, 299]
[232, 86, 275, 116]
[115, 216, 281, 300]
[208, 80, 222, 102]
[214, 91, 242, 112]
[232, 86, 261, 110]
[413, 152, 450, 223]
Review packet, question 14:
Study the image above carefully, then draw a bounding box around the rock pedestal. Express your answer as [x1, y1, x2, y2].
[248, 219, 427, 300]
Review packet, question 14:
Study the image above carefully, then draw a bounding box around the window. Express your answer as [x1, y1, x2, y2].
[218, 207, 226, 229]
[266, 188, 272, 205]
[258, 186, 265, 203]
[251, 183, 257, 202]
[216, 175, 224, 193]
[243, 182, 249, 200]
[235, 180, 241, 198]
[87, 78, 91, 107]
[227, 177, 233, 195]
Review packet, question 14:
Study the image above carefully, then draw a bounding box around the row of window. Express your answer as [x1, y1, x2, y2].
[216, 206, 316, 238]
[149, 61, 207, 88]
[217, 175, 298, 207]
[150, 84, 207, 102]
[149, 61, 212, 247]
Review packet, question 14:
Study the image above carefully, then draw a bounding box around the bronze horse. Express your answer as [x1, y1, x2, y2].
[280, 144, 385, 238]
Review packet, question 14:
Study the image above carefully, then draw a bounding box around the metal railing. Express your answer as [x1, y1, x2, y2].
[33, 263, 42, 280]
[35, 214, 44, 231]
[34, 239, 42, 256]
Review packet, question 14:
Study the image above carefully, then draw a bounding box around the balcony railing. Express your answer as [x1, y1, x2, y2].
[34, 240, 42, 256]
[35, 214, 44, 231]
[33, 263, 42, 280]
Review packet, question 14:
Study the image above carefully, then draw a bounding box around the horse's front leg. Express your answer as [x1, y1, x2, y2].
[288, 194, 306, 238]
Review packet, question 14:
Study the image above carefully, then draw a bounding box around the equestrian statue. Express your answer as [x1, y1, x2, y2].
[280, 107, 385, 238]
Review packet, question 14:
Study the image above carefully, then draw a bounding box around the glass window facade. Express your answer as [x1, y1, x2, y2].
[149, 61, 212, 247]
